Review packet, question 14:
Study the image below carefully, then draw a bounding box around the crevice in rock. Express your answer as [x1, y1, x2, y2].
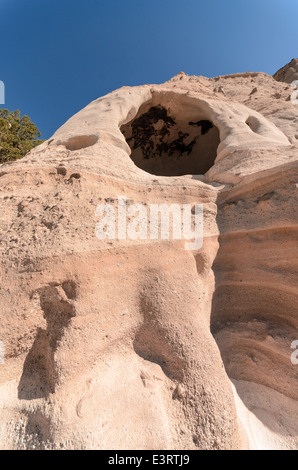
[18, 282, 77, 400]
[121, 102, 220, 177]
[63, 135, 98, 151]
[246, 116, 261, 134]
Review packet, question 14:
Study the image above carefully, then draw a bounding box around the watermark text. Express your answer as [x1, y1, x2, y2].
[291, 80, 298, 105]
[0, 81, 4, 104]
[0, 341, 4, 364]
[95, 197, 204, 250]
[291, 340, 298, 365]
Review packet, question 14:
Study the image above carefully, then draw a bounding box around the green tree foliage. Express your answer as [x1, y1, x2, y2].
[0, 109, 45, 164]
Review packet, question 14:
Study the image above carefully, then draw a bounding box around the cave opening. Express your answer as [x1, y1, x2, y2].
[121, 102, 220, 177]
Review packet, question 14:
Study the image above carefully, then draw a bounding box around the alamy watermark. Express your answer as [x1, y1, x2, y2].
[291, 80, 298, 105]
[291, 340, 298, 365]
[95, 197, 204, 250]
[0, 81, 4, 104]
[0, 341, 4, 364]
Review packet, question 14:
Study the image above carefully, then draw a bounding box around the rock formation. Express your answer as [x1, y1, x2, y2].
[274, 58, 298, 84]
[0, 60, 297, 450]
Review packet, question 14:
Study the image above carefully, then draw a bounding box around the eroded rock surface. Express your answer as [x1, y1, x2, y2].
[0, 62, 297, 450]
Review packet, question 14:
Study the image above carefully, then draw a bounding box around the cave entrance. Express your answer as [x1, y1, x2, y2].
[121, 100, 220, 177]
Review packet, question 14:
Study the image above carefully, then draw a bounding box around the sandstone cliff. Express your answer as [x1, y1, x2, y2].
[0, 60, 297, 450]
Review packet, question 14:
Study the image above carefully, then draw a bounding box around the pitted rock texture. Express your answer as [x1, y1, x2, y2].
[0, 62, 297, 450]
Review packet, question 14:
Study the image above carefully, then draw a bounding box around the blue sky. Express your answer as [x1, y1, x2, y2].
[0, 0, 297, 139]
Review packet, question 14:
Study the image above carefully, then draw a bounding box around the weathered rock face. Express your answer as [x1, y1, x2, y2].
[0, 62, 297, 450]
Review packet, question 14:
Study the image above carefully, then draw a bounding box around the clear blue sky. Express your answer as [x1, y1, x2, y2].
[1, 0, 297, 139]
